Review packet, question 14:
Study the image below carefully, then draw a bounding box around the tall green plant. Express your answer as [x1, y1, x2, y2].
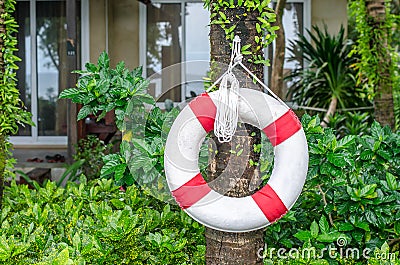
[286, 25, 369, 125]
[0, 0, 33, 208]
[59, 52, 158, 188]
[349, 0, 398, 129]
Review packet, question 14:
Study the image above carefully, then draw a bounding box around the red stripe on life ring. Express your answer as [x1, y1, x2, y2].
[172, 173, 211, 209]
[263, 109, 301, 146]
[251, 184, 288, 222]
[189, 92, 217, 133]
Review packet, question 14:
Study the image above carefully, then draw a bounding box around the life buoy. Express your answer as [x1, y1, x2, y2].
[164, 88, 308, 232]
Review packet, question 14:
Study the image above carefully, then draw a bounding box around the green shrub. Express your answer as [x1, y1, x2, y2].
[264, 114, 400, 262]
[0, 178, 205, 264]
[73, 135, 112, 180]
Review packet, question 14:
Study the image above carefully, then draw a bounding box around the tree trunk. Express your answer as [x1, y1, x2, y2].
[366, 0, 395, 128]
[271, 0, 286, 99]
[206, 5, 264, 265]
[322, 96, 337, 127]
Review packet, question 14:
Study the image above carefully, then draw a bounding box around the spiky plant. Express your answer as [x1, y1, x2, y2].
[286, 25, 370, 125]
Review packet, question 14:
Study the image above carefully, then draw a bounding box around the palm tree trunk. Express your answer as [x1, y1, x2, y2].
[366, 0, 395, 128]
[206, 5, 264, 264]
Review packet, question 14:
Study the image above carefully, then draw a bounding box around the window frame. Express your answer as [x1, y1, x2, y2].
[265, 0, 311, 84]
[140, 0, 310, 102]
[10, 0, 90, 147]
[139, 0, 206, 104]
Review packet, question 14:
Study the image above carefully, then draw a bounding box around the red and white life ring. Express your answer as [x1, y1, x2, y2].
[164, 88, 308, 232]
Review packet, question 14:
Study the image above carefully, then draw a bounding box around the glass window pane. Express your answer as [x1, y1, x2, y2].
[184, 2, 210, 99]
[16, 1, 32, 136]
[146, 3, 182, 102]
[37, 0, 67, 136]
[268, 3, 304, 100]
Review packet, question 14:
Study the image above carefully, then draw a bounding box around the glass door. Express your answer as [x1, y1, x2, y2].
[12, 0, 83, 145]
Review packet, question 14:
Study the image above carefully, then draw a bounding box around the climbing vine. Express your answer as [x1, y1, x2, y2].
[204, 0, 278, 65]
[349, 0, 400, 128]
[0, 0, 32, 136]
[0, 0, 33, 208]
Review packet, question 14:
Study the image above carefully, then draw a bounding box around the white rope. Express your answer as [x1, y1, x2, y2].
[206, 35, 289, 143]
[214, 71, 240, 142]
[213, 36, 242, 143]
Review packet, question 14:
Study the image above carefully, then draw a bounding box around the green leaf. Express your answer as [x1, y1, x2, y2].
[241, 44, 251, 51]
[85, 62, 97, 72]
[65, 197, 73, 213]
[111, 198, 126, 209]
[136, 94, 155, 105]
[77, 105, 92, 120]
[72, 232, 81, 250]
[360, 150, 374, 160]
[386, 172, 398, 190]
[101, 155, 123, 176]
[338, 222, 354, 232]
[294, 231, 312, 241]
[365, 211, 377, 224]
[97, 51, 110, 68]
[53, 247, 71, 265]
[0, 236, 10, 261]
[310, 221, 319, 238]
[316, 232, 341, 243]
[355, 221, 370, 232]
[337, 135, 356, 148]
[114, 164, 127, 181]
[395, 220, 400, 235]
[131, 138, 153, 155]
[218, 11, 226, 21]
[360, 184, 377, 198]
[59, 88, 81, 99]
[256, 23, 261, 33]
[370, 121, 384, 139]
[319, 216, 330, 234]
[327, 152, 347, 167]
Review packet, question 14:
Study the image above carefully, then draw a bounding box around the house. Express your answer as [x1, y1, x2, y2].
[10, 0, 347, 165]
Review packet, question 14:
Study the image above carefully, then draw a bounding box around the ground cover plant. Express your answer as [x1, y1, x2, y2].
[263, 115, 400, 264]
[1, 114, 399, 264]
[0, 178, 205, 264]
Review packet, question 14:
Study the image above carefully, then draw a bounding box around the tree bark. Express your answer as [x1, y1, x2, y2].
[271, 0, 286, 99]
[366, 0, 395, 128]
[206, 4, 265, 265]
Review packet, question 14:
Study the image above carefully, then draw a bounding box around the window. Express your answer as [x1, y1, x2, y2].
[141, 0, 310, 103]
[267, 0, 311, 98]
[11, 0, 89, 145]
[140, 0, 210, 102]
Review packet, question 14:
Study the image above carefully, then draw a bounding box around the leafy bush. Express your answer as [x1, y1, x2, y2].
[59, 52, 153, 129]
[0, 178, 205, 264]
[264, 115, 400, 262]
[73, 135, 112, 180]
[326, 111, 373, 137]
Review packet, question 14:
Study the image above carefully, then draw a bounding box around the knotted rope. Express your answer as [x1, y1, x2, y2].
[213, 36, 242, 143]
[206, 35, 289, 143]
